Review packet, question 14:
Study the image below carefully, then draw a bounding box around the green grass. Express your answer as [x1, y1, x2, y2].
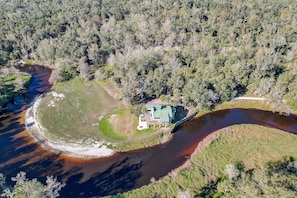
[114, 129, 171, 151]
[38, 77, 173, 150]
[38, 78, 120, 141]
[99, 107, 171, 149]
[135, 128, 155, 135]
[4, 74, 16, 82]
[122, 124, 297, 197]
[36, 78, 297, 196]
[215, 98, 272, 111]
[99, 113, 127, 141]
[22, 74, 32, 87]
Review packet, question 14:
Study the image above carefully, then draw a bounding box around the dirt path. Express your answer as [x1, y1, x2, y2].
[234, 97, 265, 101]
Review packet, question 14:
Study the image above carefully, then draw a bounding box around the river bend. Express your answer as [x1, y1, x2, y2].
[1, 65, 297, 197]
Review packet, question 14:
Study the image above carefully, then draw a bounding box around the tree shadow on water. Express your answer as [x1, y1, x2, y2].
[63, 157, 144, 197]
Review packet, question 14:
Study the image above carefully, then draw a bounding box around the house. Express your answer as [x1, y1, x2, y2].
[137, 104, 176, 130]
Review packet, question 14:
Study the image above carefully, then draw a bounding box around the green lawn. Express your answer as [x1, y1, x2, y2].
[99, 112, 127, 141]
[99, 107, 172, 151]
[38, 78, 121, 141]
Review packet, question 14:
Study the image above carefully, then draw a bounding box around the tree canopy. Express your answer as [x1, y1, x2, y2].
[0, 171, 65, 198]
[1, 0, 297, 109]
[198, 157, 297, 197]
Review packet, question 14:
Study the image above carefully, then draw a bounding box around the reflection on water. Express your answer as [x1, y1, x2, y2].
[0, 65, 297, 197]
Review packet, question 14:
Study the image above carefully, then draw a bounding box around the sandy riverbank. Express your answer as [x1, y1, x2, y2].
[25, 95, 116, 158]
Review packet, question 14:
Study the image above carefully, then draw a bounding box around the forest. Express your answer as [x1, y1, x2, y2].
[199, 157, 297, 197]
[1, 0, 297, 110]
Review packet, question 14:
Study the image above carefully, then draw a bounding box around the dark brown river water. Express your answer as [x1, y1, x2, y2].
[1, 65, 297, 197]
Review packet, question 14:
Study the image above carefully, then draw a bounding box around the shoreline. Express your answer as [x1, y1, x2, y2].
[168, 131, 221, 178]
[25, 94, 116, 159]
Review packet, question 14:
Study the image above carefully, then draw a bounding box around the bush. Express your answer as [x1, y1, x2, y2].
[59, 66, 77, 81]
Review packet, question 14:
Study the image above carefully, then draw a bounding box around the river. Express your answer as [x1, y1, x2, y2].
[1, 65, 297, 197]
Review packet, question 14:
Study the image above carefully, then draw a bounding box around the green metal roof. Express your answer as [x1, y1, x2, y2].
[145, 104, 175, 123]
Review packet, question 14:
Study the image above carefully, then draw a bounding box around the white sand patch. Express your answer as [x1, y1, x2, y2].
[52, 91, 65, 99]
[234, 97, 265, 101]
[48, 101, 55, 107]
[47, 92, 66, 107]
[25, 94, 115, 158]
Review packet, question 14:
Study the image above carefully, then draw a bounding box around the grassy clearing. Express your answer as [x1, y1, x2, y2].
[99, 112, 127, 141]
[194, 98, 274, 117]
[215, 99, 272, 110]
[38, 77, 167, 149]
[214, 94, 293, 113]
[110, 108, 137, 136]
[38, 78, 120, 141]
[99, 108, 173, 151]
[113, 128, 172, 151]
[122, 124, 297, 197]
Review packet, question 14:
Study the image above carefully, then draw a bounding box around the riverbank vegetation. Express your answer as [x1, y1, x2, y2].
[1, 0, 297, 111]
[120, 124, 297, 197]
[215, 98, 273, 111]
[198, 157, 297, 197]
[0, 67, 32, 111]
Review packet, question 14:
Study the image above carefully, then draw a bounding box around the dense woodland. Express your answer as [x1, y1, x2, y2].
[1, 0, 297, 109]
[199, 157, 297, 197]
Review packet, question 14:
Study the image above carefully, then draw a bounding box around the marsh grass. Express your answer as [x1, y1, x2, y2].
[122, 124, 297, 197]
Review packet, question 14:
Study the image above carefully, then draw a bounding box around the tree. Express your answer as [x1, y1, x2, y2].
[59, 66, 77, 81]
[78, 57, 93, 80]
[200, 158, 297, 197]
[0, 172, 65, 198]
[87, 43, 101, 65]
[183, 77, 218, 109]
[1, 0, 297, 110]
[45, 176, 66, 198]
